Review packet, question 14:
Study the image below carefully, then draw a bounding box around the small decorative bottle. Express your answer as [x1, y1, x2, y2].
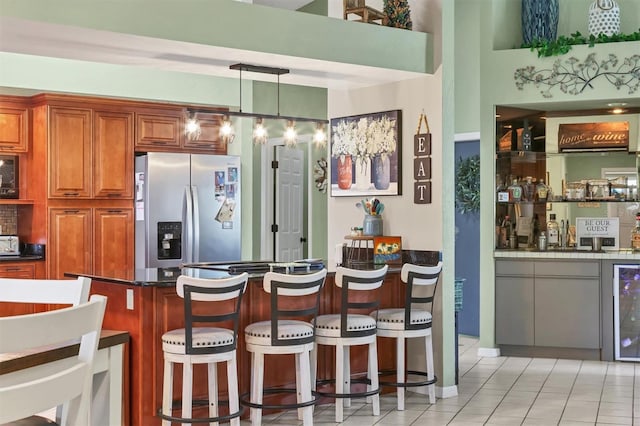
[508, 179, 522, 202]
[536, 179, 549, 202]
[631, 212, 640, 251]
[523, 176, 535, 202]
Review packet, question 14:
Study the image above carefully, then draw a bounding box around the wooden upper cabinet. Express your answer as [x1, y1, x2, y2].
[135, 112, 182, 150]
[94, 208, 134, 280]
[48, 208, 92, 279]
[94, 111, 134, 199]
[49, 107, 92, 198]
[183, 113, 226, 153]
[0, 104, 29, 153]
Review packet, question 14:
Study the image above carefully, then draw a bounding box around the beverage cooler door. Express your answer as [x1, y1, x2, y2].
[613, 264, 640, 361]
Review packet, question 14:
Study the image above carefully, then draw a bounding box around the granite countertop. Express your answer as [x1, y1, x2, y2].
[64, 259, 411, 287]
[0, 255, 44, 262]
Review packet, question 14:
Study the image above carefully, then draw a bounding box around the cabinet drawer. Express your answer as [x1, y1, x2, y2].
[534, 261, 599, 278]
[136, 113, 182, 149]
[0, 263, 36, 278]
[495, 260, 534, 276]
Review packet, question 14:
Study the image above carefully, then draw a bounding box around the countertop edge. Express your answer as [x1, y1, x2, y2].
[495, 250, 640, 259]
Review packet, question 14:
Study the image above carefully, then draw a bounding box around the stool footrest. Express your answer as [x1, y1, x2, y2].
[314, 377, 380, 399]
[379, 369, 438, 388]
[157, 399, 242, 424]
[239, 388, 317, 410]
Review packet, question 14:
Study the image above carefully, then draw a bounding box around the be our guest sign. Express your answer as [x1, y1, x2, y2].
[575, 217, 619, 250]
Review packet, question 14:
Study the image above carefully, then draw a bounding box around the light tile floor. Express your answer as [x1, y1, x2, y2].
[248, 336, 639, 425]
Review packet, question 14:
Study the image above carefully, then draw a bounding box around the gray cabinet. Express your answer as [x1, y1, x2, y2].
[496, 259, 601, 350]
[496, 277, 534, 345]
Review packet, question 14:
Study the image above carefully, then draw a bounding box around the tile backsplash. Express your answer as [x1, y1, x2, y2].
[0, 205, 17, 235]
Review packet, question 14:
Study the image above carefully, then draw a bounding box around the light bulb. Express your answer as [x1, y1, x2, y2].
[284, 120, 297, 146]
[313, 123, 326, 146]
[253, 118, 268, 144]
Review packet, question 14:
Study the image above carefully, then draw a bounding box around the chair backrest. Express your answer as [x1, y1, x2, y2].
[176, 272, 249, 355]
[400, 262, 443, 331]
[335, 265, 388, 338]
[0, 295, 107, 426]
[262, 268, 327, 346]
[0, 276, 91, 306]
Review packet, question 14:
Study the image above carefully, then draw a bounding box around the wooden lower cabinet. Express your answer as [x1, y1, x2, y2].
[94, 208, 134, 280]
[0, 260, 46, 316]
[48, 208, 92, 279]
[91, 272, 403, 426]
[49, 207, 133, 280]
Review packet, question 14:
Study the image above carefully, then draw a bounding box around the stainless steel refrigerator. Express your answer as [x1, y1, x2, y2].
[135, 152, 241, 269]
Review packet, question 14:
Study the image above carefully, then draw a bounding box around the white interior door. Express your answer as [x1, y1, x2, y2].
[275, 146, 304, 261]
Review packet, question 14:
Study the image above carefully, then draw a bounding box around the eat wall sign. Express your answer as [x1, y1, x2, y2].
[414, 113, 431, 204]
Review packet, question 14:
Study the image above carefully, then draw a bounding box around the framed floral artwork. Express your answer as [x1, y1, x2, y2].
[330, 110, 402, 197]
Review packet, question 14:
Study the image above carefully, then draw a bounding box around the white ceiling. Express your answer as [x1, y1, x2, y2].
[0, 14, 425, 91]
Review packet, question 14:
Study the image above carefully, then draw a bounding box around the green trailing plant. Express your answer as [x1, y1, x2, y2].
[522, 29, 640, 57]
[455, 155, 480, 214]
[384, 0, 412, 30]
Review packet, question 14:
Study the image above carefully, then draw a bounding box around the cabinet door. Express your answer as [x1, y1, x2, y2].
[496, 277, 534, 345]
[49, 108, 92, 198]
[0, 105, 28, 152]
[94, 208, 133, 280]
[183, 114, 226, 153]
[535, 278, 600, 349]
[94, 111, 134, 199]
[135, 112, 182, 150]
[48, 208, 92, 279]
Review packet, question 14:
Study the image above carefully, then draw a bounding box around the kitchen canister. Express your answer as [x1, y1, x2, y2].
[363, 214, 383, 236]
[588, 0, 620, 37]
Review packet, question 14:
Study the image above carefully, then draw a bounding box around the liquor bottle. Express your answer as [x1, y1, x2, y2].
[523, 176, 535, 202]
[508, 179, 522, 202]
[502, 215, 512, 248]
[536, 179, 549, 202]
[522, 119, 532, 151]
[547, 214, 559, 248]
[631, 212, 640, 251]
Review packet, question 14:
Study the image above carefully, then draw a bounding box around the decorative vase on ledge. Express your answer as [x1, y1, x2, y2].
[521, 0, 559, 44]
[363, 214, 383, 236]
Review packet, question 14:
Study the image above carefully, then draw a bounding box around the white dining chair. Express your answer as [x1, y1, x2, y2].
[0, 295, 107, 426]
[0, 276, 91, 307]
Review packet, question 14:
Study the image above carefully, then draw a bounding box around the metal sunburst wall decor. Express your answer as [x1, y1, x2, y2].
[514, 52, 640, 98]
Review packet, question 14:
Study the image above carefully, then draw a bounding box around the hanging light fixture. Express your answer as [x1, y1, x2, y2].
[219, 115, 235, 145]
[185, 111, 201, 140]
[187, 63, 328, 146]
[313, 122, 326, 146]
[284, 120, 297, 147]
[253, 117, 268, 144]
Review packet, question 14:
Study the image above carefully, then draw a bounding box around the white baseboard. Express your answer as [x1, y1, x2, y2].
[409, 385, 458, 399]
[477, 347, 501, 357]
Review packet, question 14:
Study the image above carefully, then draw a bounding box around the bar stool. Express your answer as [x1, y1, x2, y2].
[312, 265, 388, 423]
[372, 262, 442, 410]
[160, 272, 248, 426]
[243, 269, 327, 426]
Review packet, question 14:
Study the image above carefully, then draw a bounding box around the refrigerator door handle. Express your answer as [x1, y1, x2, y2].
[192, 185, 201, 263]
[184, 185, 194, 264]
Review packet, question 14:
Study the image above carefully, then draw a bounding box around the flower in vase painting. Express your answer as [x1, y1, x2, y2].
[370, 115, 397, 157]
[331, 119, 357, 159]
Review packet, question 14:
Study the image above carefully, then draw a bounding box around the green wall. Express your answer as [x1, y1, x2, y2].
[454, 0, 481, 134]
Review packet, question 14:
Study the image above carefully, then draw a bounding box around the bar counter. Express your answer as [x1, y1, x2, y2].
[67, 261, 409, 426]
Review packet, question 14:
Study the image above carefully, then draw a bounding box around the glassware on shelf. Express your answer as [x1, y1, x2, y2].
[547, 214, 559, 248]
[523, 176, 535, 202]
[508, 179, 523, 202]
[565, 181, 586, 201]
[536, 179, 549, 202]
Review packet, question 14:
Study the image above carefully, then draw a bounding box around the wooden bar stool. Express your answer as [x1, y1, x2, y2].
[160, 273, 248, 426]
[312, 265, 388, 423]
[372, 262, 442, 410]
[242, 269, 327, 426]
